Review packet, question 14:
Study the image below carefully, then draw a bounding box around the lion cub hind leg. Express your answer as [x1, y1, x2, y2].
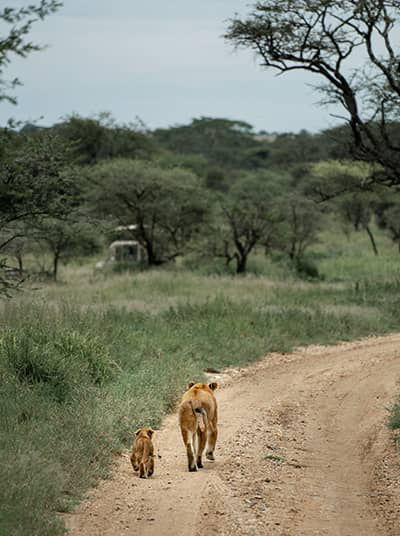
[147, 456, 154, 477]
[139, 460, 147, 479]
[130, 451, 139, 472]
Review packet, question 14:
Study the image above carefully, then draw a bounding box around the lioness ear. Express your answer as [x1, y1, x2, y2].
[208, 382, 218, 391]
[135, 429, 142, 436]
[147, 429, 154, 437]
[187, 381, 195, 390]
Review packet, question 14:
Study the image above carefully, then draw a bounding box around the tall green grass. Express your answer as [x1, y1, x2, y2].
[2, 225, 400, 535]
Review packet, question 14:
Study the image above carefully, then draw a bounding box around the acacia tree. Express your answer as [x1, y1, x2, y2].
[0, 135, 80, 249]
[274, 194, 324, 265]
[31, 214, 101, 281]
[373, 190, 400, 251]
[226, 1, 400, 186]
[378, 205, 400, 251]
[0, 2, 64, 294]
[153, 117, 262, 169]
[54, 113, 155, 165]
[309, 160, 380, 254]
[90, 159, 209, 266]
[1, 1, 62, 105]
[206, 174, 282, 274]
[1, 1, 67, 248]
[0, 135, 81, 293]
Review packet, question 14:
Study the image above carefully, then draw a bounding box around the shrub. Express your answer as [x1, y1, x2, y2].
[295, 257, 322, 280]
[388, 400, 400, 432]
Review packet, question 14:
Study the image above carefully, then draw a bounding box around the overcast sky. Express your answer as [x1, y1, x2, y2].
[0, 0, 343, 133]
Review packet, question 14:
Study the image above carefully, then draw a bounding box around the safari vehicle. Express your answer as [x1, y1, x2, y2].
[96, 225, 145, 269]
[109, 240, 143, 262]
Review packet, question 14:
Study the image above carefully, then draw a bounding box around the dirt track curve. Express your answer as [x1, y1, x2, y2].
[65, 334, 400, 536]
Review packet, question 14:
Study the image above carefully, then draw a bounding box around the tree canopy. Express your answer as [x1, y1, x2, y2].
[54, 113, 156, 165]
[89, 159, 209, 266]
[154, 117, 265, 169]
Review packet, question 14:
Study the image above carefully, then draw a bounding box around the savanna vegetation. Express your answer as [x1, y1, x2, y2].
[2, 1, 400, 535]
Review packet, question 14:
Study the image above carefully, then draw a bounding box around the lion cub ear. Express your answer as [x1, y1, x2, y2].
[135, 429, 142, 436]
[147, 429, 155, 437]
[187, 381, 195, 390]
[208, 382, 218, 391]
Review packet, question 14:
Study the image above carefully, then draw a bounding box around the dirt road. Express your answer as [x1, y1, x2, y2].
[65, 334, 400, 536]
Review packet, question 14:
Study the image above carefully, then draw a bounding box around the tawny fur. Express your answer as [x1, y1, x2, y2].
[130, 428, 155, 478]
[178, 382, 218, 472]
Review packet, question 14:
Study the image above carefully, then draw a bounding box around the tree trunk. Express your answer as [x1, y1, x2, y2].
[364, 225, 378, 256]
[53, 252, 60, 281]
[16, 254, 23, 277]
[289, 243, 296, 261]
[144, 241, 159, 266]
[236, 254, 247, 274]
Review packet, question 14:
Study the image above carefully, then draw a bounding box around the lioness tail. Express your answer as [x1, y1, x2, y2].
[192, 402, 208, 432]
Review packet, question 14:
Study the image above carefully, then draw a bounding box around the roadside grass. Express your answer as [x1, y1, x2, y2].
[316, 224, 400, 283]
[264, 455, 285, 463]
[388, 399, 400, 448]
[1, 226, 400, 535]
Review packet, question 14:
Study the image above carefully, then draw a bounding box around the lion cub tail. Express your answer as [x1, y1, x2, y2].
[143, 439, 152, 462]
[190, 400, 208, 432]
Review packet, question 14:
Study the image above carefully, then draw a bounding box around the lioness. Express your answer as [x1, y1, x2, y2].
[130, 428, 155, 478]
[178, 382, 218, 472]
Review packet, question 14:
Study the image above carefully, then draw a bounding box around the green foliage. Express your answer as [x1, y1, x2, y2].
[154, 150, 210, 178]
[152, 119, 359, 179]
[293, 255, 322, 280]
[0, 135, 79, 232]
[264, 130, 327, 168]
[153, 116, 262, 170]
[308, 160, 372, 201]
[205, 171, 284, 273]
[274, 194, 324, 262]
[31, 213, 102, 280]
[374, 191, 400, 251]
[388, 400, 400, 432]
[0, 134, 82, 293]
[54, 113, 155, 165]
[205, 167, 229, 192]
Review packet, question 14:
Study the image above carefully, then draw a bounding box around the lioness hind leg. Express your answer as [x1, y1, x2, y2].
[186, 438, 197, 472]
[181, 428, 197, 471]
[206, 426, 217, 461]
[196, 429, 207, 469]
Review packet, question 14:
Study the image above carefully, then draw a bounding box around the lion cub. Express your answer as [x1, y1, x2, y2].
[130, 428, 155, 478]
